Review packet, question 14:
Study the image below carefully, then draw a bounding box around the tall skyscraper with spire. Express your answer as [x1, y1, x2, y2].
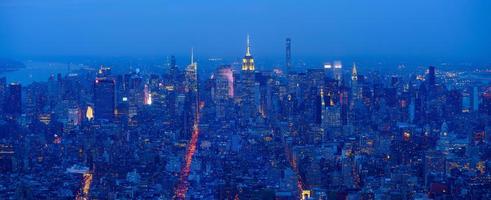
[242, 35, 255, 71]
[183, 48, 199, 138]
[238, 35, 257, 124]
[351, 63, 362, 106]
[185, 48, 198, 93]
[351, 63, 358, 81]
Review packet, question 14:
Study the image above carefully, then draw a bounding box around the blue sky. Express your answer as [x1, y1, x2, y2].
[0, 0, 490, 62]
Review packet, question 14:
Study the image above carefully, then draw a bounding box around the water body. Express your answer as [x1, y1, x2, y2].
[0, 61, 82, 85]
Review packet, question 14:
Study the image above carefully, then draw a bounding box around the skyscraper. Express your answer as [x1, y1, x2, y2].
[238, 35, 257, 122]
[185, 49, 198, 94]
[242, 35, 255, 71]
[94, 76, 115, 121]
[333, 61, 343, 82]
[351, 63, 358, 82]
[351, 63, 362, 103]
[169, 55, 178, 81]
[320, 89, 341, 131]
[428, 66, 436, 87]
[183, 49, 199, 135]
[286, 38, 292, 72]
[213, 65, 234, 119]
[0, 77, 6, 115]
[481, 88, 491, 116]
[4, 83, 21, 117]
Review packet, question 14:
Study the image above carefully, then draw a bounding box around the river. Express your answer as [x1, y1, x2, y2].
[0, 61, 83, 85]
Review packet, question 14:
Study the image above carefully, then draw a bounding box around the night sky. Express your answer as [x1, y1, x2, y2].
[1, 0, 490, 62]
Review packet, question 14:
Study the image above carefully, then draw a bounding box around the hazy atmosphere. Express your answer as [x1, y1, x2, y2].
[1, 0, 490, 61]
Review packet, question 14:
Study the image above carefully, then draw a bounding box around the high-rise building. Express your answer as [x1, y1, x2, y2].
[238, 35, 257, 122]
[428, 66, 436, 87]
[94, 76, 115, 121]
[183, 49, 199, 135]
[286, 38, 292, 72]
[5, 83, 22, 117]
[351, 63, 358, 82]
[481, 87, 491, 116]
[320, 89, 341, 130]
[169, 55, 178, 81]
[0, 144, 14, 172]
[351, 63, 362, 103]
[445, 90, 462, 117]
[242, 35, 255, 71]
[125, 73, 144, 119]
[324, 62, 333, 79]
[473, 86, 480, 112]
[0, 77, 6, 115]
[185, 49, 198, 94]
[333, 61, 342, 82]
[213, 65, 234, 119]
[257, 71, 273, 118]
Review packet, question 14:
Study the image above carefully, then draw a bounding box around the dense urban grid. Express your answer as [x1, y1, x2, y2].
[0, 37, 490, 200]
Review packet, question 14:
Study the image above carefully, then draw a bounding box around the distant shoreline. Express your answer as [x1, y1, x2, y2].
[0, 61, 81, 85]
[0, 59, 26, 73]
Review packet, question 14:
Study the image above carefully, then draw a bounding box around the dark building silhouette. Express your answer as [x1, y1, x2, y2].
[169, 55, 178, 80]
[428, 66, 436, 87]
[94, 78, 115, 121]
[481, 88, 491, 116]
[5, 83, 21, 117]
[0, 77, 6, 115]
[286, 38, 292, 72]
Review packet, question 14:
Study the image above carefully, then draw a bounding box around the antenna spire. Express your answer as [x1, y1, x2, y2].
[246, 34, 251, 56]
[191, 47, 194, 65]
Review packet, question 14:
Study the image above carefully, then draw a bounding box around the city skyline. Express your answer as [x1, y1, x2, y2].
[0, 1, 490, 200]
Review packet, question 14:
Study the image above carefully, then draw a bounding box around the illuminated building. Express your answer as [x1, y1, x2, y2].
[436, 121, 450, 154]
[86, 106, 94, 121]
[480, 87, 491, 115]
[144, 84, 152, 105]
[38, 113, 51, 125]
[183, 49, 199, 136]
[323, 62, 334, 80]
[333, 61, 342, 81]
[257, 71, 273, 118]
[0, 144, 14, 172]
[129, 75, 144, 118]
[301, 190, 311, 200]
[213, 65, 234, 118]
[242, 35, 255, 71]
[67, 106, 81, 126]
[351, 63, 358, 81]
[322, 91, 341, 130]
[350, 63, 363, 109]
[185, 48, 198, 94]
[237, 35, 257, 122]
